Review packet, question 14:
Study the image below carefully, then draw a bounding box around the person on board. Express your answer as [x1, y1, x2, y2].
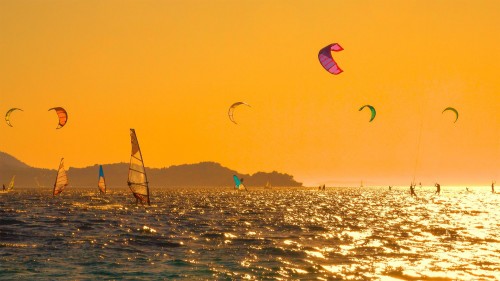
[410, 184, 417, 197]
[492, 181, 496, 194]
[434, 183, 441, 195]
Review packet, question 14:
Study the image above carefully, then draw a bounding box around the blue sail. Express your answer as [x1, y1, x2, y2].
[232, 175, 246, 190]
[233, 175, 241, 189]
[98, 165, 106, 194]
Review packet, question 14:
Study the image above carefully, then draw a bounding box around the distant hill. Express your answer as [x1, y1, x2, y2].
[0, 151, 302, 188]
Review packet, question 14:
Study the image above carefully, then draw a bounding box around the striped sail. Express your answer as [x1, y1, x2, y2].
[53, 158, 69, 196]
[128, 129, 150, 205]
[98, 165, 106, 194]
[7, 175, 15, 191]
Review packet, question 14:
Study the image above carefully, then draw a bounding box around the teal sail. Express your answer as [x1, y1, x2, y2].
[233, 175, 246, 191]
[98, 165, 106, 194]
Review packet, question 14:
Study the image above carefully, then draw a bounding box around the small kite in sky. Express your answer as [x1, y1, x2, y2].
[318, 43, 343, 75]
[359, 105, 376, 122]
[5, 108, 23, 127]
[48, 107, 68, 129]
[228, 102, 250, 124]
[442, 107, 458, 123]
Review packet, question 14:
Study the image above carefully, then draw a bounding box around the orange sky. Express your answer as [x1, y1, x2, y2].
[0, 0, 498, 186]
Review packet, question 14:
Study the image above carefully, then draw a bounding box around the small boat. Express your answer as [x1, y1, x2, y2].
[98, 165, 107, 194]
[53, 158, 69, 196]
[127, 129, 151, 205]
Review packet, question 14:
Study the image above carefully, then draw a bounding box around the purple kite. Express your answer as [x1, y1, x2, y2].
[318, 43, 343, 75]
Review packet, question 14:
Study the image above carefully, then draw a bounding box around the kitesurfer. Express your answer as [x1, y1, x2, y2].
[434, 183, 441, 195]
[410, 184, 417, 197]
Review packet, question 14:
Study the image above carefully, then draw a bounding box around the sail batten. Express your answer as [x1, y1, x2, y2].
[98, 165, 107, 194]
[128, 129, 150, 205]
[53, 158, 69, 196]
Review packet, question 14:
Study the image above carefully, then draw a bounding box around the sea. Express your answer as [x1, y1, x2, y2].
[1, 186, 499, 280]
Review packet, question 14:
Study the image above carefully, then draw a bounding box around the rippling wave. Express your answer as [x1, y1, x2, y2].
[1, 187, 499, 280]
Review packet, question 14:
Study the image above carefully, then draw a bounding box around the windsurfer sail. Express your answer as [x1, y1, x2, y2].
[7, 175, 15, 191]
[98, 165, 107, 194]
[53, 158, 69, 196]
[233, 175, 246, 191]
[128, 129, 151, 205]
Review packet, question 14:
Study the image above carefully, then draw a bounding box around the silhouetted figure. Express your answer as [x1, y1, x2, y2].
[322, 184, 326, 191]
[318, 185, 322, 191]
[492, 181, 495, 194]
[410, 184, 417, 197]
[2, 184, 5, 191]
[389, 186, 392, 191]
[466, 187, 469, 192]
[435, 183, 441, 195]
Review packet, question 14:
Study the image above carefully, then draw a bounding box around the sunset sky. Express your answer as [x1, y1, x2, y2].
[0, 0, 498, 186]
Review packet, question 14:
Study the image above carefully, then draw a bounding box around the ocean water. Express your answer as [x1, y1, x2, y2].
[1, 186, 499, 280]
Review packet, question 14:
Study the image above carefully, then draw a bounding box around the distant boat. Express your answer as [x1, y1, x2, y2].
[127, 129, 150, 205]
[264, 181, 271, 189]
[98, 165, 107, 194]
[53, 158, 69, 196]
[233, 175, 247, 191]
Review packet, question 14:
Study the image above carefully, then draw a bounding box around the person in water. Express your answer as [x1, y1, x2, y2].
[435, 183, 441, 195]
[492, 181, 496, 194]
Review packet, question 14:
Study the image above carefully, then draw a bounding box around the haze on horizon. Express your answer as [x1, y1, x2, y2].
[0, 0, 498, 187]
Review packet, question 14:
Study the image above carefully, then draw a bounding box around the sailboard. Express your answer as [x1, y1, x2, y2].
[128, 129, 150, 205]
[98, 165, 107, 194]
[233, 175, 247, 191]
[53, 158, 69, 196]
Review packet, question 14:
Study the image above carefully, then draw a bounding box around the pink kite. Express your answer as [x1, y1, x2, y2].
[318, 43, 343, 75]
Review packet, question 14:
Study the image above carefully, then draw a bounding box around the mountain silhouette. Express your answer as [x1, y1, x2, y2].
[0, 151, 302, 188]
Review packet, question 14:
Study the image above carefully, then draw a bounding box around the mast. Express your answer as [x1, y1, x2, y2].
[128, 129, 150, 205]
